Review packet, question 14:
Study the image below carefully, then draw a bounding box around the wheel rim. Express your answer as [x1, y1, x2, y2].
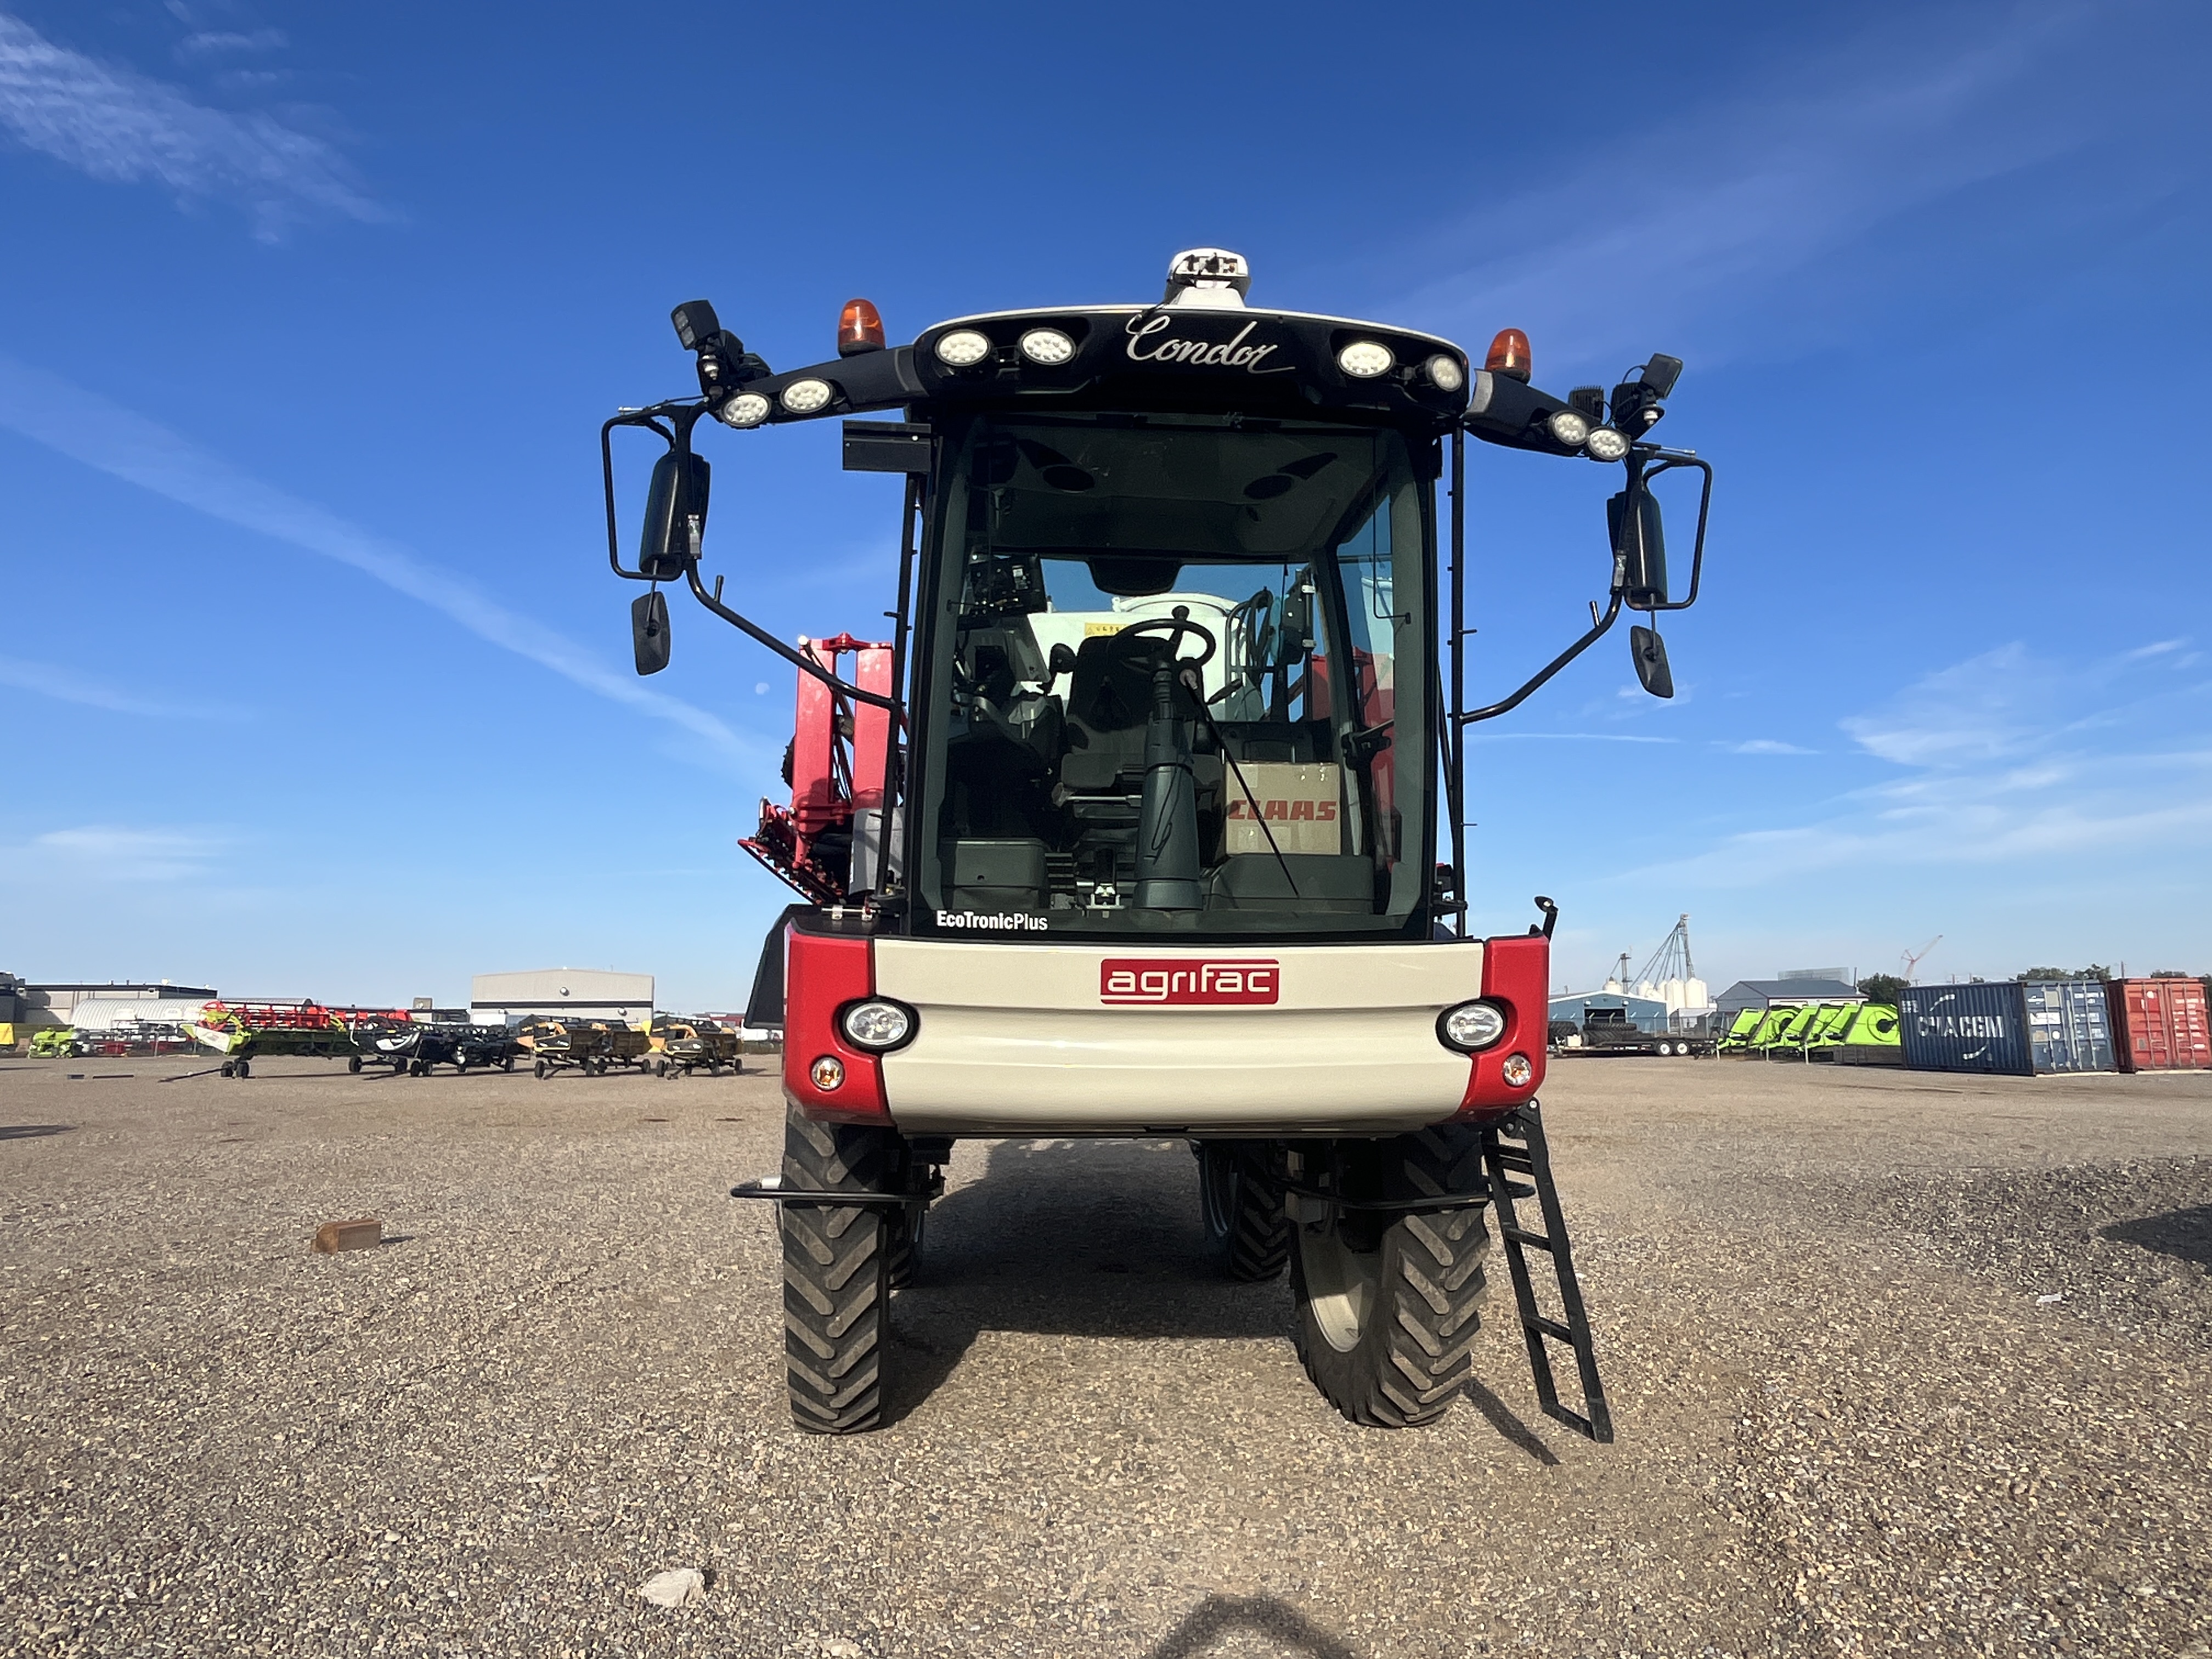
[1297, 1209, 1382, 1353]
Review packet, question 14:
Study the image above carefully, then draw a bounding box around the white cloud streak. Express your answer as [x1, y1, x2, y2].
[0, 10, 380, 239]
[0, 357, 751, 762]
[1632, 642, 2212, 888]
[1393, 2, 2121, 374]
[16, 824, 228, 883]
[0, 653, 233, 719]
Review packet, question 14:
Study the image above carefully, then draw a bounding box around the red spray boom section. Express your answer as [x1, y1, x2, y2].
[740, 633, 893, 905]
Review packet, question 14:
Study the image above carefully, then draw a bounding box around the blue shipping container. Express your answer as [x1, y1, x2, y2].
[1898, 981, 2116, 1075]
[1899, 983, 2030, 1074]
[2021, 980, 2116, 1073]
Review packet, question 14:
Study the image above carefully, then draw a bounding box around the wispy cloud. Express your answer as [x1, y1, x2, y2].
[174, 29, 286, 60]
[0, 654, 234, 719]
[18, 824, 229, 883]
[1726, 740, 1815, 756]
[0, 357, 752, 763]
[0, 10, 379, 240]
[1634, 642, 2212, 887]
[1391, 2, 2151, 373]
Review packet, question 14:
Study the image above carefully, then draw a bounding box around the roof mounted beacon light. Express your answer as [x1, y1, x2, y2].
[1163, 248, 1251, 309]
[838, 298, 885, 357]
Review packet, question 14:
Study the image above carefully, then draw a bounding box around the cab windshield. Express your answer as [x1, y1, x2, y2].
[914, 413, 1433, 938]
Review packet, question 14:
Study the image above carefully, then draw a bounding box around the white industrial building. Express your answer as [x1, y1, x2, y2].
[471, 969, 653, 1026]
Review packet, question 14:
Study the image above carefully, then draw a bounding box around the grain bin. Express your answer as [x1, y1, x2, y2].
[1897, 980, 2115, 1075]
[2107, 978, 2211, 1071]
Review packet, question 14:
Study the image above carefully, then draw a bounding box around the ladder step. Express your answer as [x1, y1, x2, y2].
[1497, 1180, 1536, 1200]
[1526, 1316, 1576, 1342]
[1500, 1225, 1554, 1250]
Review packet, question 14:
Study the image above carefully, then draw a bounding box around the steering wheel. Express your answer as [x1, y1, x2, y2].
[1114, 609, 1217, 667]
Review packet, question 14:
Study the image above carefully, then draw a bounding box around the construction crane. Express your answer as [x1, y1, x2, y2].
[1901, 935, 1942, 982]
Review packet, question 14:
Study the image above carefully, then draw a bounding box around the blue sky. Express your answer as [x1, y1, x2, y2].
[1, 0, 2207, 1007]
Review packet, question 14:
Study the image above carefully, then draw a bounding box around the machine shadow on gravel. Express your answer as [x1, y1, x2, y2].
[0, 1124, 74, 1140]
[2104, 1204, 2212, 1268]
[881, 1137, 1290, 1424]
[1144, 1593, 1360, 1659]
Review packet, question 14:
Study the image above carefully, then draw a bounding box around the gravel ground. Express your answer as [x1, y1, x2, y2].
[3, 1054, 2209, 1657]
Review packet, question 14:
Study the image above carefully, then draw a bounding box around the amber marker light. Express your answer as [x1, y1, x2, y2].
[838, 297, 885, 357]
[1485, 328, 1532, 382]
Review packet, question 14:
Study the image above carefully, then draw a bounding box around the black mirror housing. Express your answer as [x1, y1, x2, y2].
[639, 450, 710, 581]
[1608, 484, 1669, 609]
[632, 589, 672, 676]
[1629, 624, 1673, 698]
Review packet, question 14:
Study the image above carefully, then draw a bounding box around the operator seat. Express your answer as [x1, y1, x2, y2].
[1059, 633, 1198, 793]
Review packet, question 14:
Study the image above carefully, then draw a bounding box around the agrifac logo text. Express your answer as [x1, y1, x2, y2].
[1099, 958, 1280, 1006]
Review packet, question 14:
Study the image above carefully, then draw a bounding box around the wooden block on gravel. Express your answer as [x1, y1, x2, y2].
[312, 1218, 383, 1254]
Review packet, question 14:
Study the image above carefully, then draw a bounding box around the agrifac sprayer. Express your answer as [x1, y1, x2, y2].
[600, 250, 1713, 1434]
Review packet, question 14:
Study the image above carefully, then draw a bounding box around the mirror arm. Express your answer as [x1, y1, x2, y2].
[1635, 452, 1714, 612]
[679, 559, 901, 713]
[601, 403, 691, 582]
[1458, 589, 1624, 726]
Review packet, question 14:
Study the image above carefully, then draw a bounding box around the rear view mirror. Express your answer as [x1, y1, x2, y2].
[1608, 484, 1668, 608]
[1629, 624, 1673, 698]
[632, 589, 672, 676]
[1279, 577, 1313, 662]
[639, 450, 711, 581]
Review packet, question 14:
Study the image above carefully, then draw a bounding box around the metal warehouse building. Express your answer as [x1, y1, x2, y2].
[470, 969, 653, 1026]
[1712, 977, 1864, 1020]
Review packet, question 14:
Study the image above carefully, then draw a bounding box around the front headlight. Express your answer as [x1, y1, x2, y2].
[1584, 426, 1630, 462]
[1336, 341, 1395, 379]
[839, 998, 916, 1052]
[1437, 1000, 1508, 1052]
[934, 329, 992, 368]
[1547, 409, 1590, 449]
[1425, 354, 1466, 392]
[779, 377, 833, 415]
[1018, 327, 1075, 365]
[717, 391, 771, 428]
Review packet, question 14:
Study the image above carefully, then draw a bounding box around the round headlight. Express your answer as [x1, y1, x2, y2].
[780, 377, 833, 415]
[1019, 328, 1075, 366]
[809, 1054, 845, 1091]
[718, 392, 771, 428]
[1425, 354, 1466, 393]
[1500, 1052, 1535, 1088]
[1336, 341, 1395, 379]
[1547, 409, 1590, 449]
[839, 998, 915, 1052]
[934, 329, 992, 368]
[1584, 426, 1630, 462]
[1438, 1000, 1508, 1052]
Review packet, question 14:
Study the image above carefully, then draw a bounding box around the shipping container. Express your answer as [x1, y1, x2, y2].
[1898, 983, 2032, 1074]
[2108, 978, 2212, 1072]
[1897, 980, 2116, 1075]
[2021, 980, 2115, 1074]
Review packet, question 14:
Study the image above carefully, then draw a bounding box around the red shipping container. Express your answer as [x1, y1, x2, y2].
[2107, 978, 2212, 1072]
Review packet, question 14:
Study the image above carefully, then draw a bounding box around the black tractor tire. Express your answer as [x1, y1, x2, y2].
[234, 1057, 250, 1079]
[1289, 1123, 1491, 1429]
[348, 1055, 363, 1074]
[779, 1101, 904, 1434]
[1198, 1142, 1288, 1281]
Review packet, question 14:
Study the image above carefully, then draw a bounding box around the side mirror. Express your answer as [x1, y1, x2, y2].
[632, 589, 672, 676]
[1279, 579, 1313, 662]
[1629, 624, 1673, 698]
[639, 450, 711, 581]
[1607, 483, 1668, 608]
